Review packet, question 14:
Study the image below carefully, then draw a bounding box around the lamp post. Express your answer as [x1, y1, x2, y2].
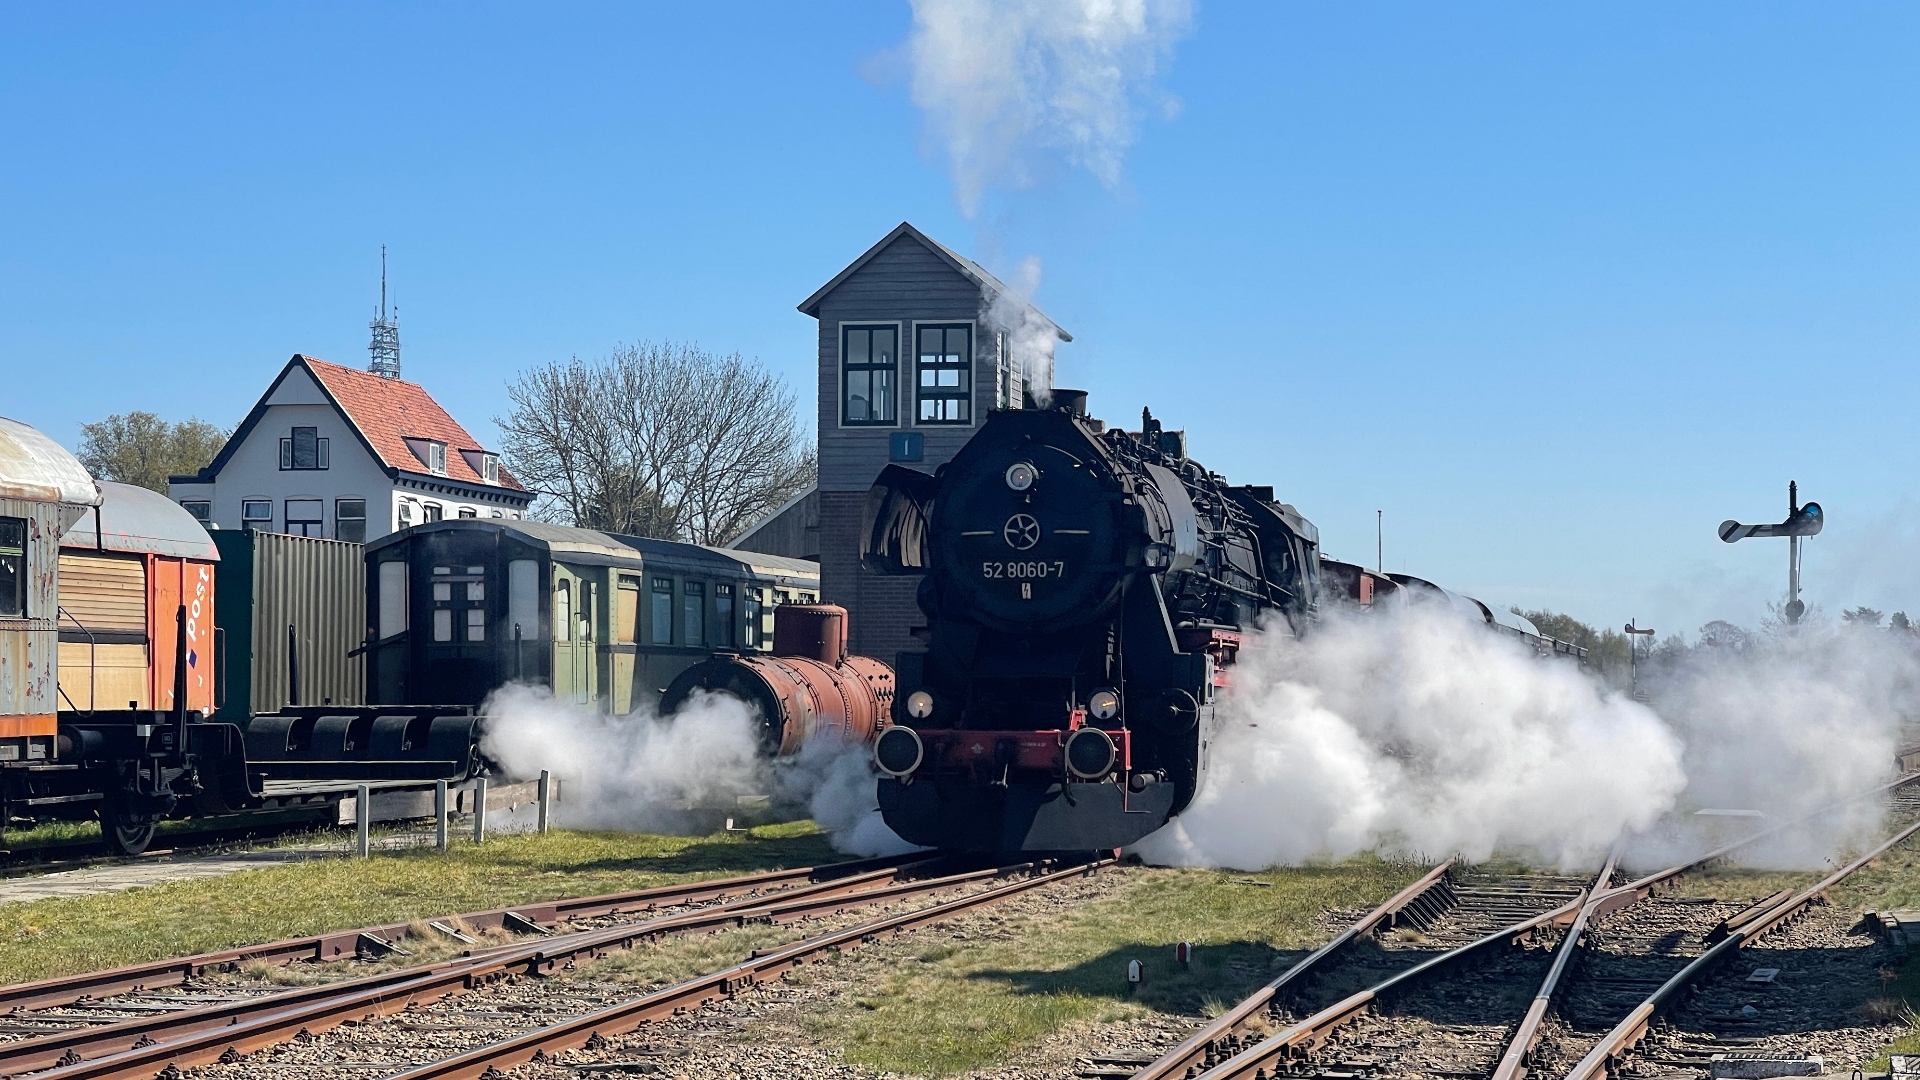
[1719, 481, 1824, 625]
[1624, 620, 1656, 700]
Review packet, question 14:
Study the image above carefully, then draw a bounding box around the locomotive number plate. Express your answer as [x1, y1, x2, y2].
[982, 561, 1067, 580]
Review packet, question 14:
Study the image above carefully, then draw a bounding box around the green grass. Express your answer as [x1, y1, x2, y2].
[801, 856, 1426, 1076]
[0, 821, 837, 986]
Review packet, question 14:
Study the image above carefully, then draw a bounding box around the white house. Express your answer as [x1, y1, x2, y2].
[170, 353, 530, 542]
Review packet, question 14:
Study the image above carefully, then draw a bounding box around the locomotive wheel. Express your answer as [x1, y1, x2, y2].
[101, 803, 161, 856]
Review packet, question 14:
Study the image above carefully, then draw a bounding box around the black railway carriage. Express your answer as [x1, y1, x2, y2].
[363, 520, 819, 711]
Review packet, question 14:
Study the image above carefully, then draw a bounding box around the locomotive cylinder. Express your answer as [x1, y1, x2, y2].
[659, 604, 894, 755]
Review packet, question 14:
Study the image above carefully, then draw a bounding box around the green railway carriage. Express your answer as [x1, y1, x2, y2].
[363, 520, 818, 711]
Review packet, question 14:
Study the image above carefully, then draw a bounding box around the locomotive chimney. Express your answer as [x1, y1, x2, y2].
[1052, 389, 1089, 417]
[773, 604, 848, 666]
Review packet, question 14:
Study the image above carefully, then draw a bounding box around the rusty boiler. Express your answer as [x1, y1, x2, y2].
[659, 604, 893, 755]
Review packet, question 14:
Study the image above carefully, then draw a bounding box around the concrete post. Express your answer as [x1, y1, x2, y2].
[537, 770, 551, 834]
[473, 777, 488, 844]
[434, 780, 449, 852]
[354, 784, 371, 858]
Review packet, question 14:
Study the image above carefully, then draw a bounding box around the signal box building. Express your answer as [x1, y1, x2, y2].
[776, 222, 1069, 665]
[170, 354, 530, 544]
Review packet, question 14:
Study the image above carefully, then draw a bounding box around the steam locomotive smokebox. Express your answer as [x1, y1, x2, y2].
[772, 604, 846, 666]
[661, 604, 893, 756]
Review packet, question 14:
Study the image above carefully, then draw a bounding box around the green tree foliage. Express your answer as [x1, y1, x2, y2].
[1516, 608, 1632, 688]
[1843, 606, 1886, 627]
[77, 412, 228, 494]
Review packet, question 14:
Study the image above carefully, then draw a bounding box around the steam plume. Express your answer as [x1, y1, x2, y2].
[904, 0, 1193, 216]
[981, 255, 1059, 405]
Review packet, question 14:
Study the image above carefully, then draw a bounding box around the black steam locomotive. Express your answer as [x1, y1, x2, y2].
[861, 393, 1322, 851]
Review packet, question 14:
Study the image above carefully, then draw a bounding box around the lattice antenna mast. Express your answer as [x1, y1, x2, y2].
[368, 245, 402, 379]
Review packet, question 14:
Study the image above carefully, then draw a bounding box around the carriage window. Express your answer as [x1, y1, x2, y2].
[714, 584, 734, 647]
[0, 518, 24, 618]
[742, 588, 762, 648]
[433, 608, 453, 642]
[466, 608, 486, 642]
[916, 324, 972, 424]
[616, 578, 640, 644]
[842, 325, 898, 425]
[377, 561, 407, 639]
[578, 582, 595, 640]
[683, 581, 705, 646]
[507, 560, 538, 642]
[555, 581, 571, 642]
[652, 577, 673, 644]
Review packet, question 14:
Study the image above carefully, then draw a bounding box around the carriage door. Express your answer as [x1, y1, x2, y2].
[426, 564, 489, 705]
[555, 573, 595, 707]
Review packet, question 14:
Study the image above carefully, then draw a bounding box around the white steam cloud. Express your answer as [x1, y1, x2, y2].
[904, 0, 1193, 216]
[1137, 606, 1919, 871]
[479, 683, 921, 855]
[982, 255, 1060, 405]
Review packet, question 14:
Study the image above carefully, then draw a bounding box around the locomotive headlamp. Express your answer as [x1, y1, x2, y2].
[1088, 689, 1121, 721]
[905, 690, 936, 719]
[874, 726, 925, 777]
[1004, 461, 1037, 491]
[1064, 727, 1117, 779]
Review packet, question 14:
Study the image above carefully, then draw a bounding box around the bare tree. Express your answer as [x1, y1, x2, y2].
[78, 412, 229, 494]
[497, 343, 814, 545]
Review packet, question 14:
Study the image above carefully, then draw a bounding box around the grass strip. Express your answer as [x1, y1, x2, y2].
[0, 821, 837, 987]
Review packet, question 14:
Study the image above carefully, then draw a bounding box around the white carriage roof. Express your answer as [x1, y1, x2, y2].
[62, 481, 220, 560]
[0, 416, 99, 508]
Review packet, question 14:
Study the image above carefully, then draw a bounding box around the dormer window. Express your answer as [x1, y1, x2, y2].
[280, 427, 329, 470]
[459, 449, 501, 484]
[406, 437, 448, 476]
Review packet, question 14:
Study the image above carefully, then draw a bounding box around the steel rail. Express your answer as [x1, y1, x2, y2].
[1127, 859, 1459, 1080]
[0, 854, 913, 1016]
[1190, 890, 1589, 1080]
[1487, 853, 1621, 1080]
[1561, 813, 1920, 1080]
[382, 857, 1117, 1080]
[4, 857, 978, 1078]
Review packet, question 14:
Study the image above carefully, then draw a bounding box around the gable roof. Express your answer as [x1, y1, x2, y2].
[797, 222, 1071, 342]
[174, 354, 527, 495]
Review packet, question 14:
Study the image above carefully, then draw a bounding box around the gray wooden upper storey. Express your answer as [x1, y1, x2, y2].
[800, 222, 1069, 493]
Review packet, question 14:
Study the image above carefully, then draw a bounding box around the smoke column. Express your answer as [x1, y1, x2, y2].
[481, 682, 921, 853]
[903, 0, 1193, 217]
[981, 255, 1060, 405]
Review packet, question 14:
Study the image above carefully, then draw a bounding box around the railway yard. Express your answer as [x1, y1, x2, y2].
[0, 784, 1917, 1080]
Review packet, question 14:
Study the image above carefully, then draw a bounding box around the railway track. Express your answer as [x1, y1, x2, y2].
[0, 853, 1109, 1079]
[1130, 773, 1920, 1080]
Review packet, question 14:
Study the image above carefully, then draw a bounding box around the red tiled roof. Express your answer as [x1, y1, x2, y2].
[300, 355, 526, 492]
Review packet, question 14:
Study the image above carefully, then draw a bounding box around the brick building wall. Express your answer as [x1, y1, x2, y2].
[818, 491, 923, 665]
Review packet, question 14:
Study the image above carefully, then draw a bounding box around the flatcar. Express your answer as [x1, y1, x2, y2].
[861, 396, 1582, 854]
[363, 519, 819, 711]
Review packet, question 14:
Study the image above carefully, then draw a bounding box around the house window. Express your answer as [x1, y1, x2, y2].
[242, 500, 273, 532]
[179, 500, 211, 523]
[423, 502, 444, 523]
[683, 581, 705, 647]
[842, 325, 898, 425]
[285, 500, 324, 537]
[555, 580, 571, 641]
[714, 583, 734, 647]
[482, 454, 499, 483]
[458, 508, 476, 519]
[279, 427, 329, 470]
[651, 577, 673, 644]
[429, 442, 446, 475]
[336, 499, 367, 543]
[0, 517, 25, 618]
[916, 324, 972, 424]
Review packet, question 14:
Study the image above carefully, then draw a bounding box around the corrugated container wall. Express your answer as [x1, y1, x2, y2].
[211, 530, 364, 719]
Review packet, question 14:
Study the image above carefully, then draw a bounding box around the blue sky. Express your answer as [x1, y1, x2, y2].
[4, 3, 1916, 636]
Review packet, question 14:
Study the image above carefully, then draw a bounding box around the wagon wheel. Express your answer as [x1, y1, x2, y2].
[101, 801, 161, 856]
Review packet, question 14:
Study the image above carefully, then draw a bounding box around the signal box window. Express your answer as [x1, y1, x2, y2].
[916, 325, 972, 424]
[651, 577, 673, 644]
[241, 500, 272, 532]
[842, 325, 897, 425]
[285, 500, 323, 537]
[336, 499, 367, 543]
[280, 427, 330, 471]
[714, 583, 734, 647]
[683, 581, 705, 646]
[0, 517, 25, 618]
